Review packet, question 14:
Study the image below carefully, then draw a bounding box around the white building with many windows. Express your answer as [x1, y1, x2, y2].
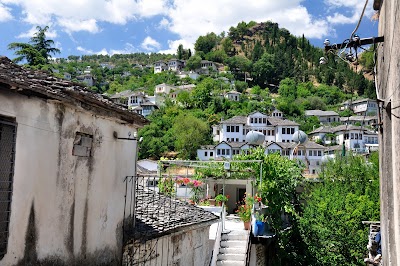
[309, 125, 378, 152]
[212, 111, 299, 143]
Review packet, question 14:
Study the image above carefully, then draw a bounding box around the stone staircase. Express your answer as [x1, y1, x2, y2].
[216, 229, 250, 266]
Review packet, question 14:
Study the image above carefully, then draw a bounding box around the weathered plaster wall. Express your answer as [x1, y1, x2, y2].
[0, 90, 139, 265]
[124, 225, 212, 266]
[377, 1, 400, 265]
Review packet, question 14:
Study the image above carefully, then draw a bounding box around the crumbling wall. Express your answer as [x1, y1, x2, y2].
[0, 89, 138, 265]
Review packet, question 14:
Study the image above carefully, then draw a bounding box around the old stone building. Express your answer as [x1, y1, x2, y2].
[0, 57, 148, 265]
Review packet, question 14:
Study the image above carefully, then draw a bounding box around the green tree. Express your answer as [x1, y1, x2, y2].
[185, 55, 202, 70]
[299, 154, 380, 265]
[194, 32, 218, 54]
[172, 113, 210, 159]
[8, 26, 60, 66]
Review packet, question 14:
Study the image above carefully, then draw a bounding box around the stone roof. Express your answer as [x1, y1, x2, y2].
[126, 186, 218, 241]
[309, 126, 333, 134]
[199, 145, 215, 150]
[0, 57, 148, 126]
[305, 110, 339, 116]
[340, 116, 377, 122]
[331, 125, 369, 132]
[228, 142, 248, 148]
[109, 90, 137, 99]
[266, 141, 327, 150]
[140, 101, 158, 107]
[268, 117, 299, 126]
[221, 116, 247, 124]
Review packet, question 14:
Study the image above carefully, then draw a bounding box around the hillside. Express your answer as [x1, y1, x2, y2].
[44, 21, 377, 160]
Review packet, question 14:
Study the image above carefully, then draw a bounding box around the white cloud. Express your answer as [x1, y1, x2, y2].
[0, 3, 13, 22]
[165, 0, 331, 46]
[77, 43, 137, 55]
[159, 39, 194, 55]
[325, 0, 374, 25]
[141, 36, 161, 51]
[158, 17, 170, 29]
[16, 26, 57, 39]
[58, 18, 100, 34]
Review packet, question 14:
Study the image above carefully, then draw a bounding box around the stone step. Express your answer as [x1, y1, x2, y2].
[220, 240, 247, 248]
[221, 233, 248, 241]
[219, 247, 246, 254]
[217, 253, 246, 261]
[216, 260, 245, 266]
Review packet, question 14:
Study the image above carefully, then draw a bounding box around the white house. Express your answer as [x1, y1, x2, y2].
[132, 101, 158, 117]
[0, 56, 148, 265]
[310, 125, 379, 152]
[270, 108, 284, 119]
[340, 116, 378, 127]
[154, 60, 167, 74]
[167, 59, 185, 72]
[155, 83, 177, 95]
[224, 90, 241, 101]
[340, 98, 378, 116]
[76, 74, 95, 87]
[212, 111, 299, 143]
[197, 60, 218, 74]
[305, 110, 340, 123]
[265, 141, 326, 174]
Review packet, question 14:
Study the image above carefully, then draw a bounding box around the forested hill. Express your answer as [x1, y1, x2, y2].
[195, 20, 374, 97]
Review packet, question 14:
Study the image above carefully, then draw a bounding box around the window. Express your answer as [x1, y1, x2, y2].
[309, 150, 312, 156]
[263, 118, 266, 123]
[291, 128, 295, 134]
[282, 128, 286, 134]
[313, 151, 317, 156]
[318, 151, 322, 156]
[147, 180, 159, 187]
[351, 133, 354, 139]
[272, 130, 275, 136]
[0, 117, 17, 259]
[227, 126, 231, 132]
[72, 132, 93, 157]
[205, 151, 208, 157]
[210, 152, 214, 157]
[250, 118, 254, 123]
[217, 149, 221, 155]
[227, 149, 230, 156]
[236, 138, 239, 142]
[258, 118, 262, 123]
[222, 149, 226, 155]
[236, 126, 239, 132]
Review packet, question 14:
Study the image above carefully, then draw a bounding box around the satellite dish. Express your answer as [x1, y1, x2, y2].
[292, 130, 308, 144]
[321, 154, 335, 164]
[245, 130, 265, 145]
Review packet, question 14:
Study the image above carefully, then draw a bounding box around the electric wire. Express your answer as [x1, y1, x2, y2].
[350, 0, 369, 40]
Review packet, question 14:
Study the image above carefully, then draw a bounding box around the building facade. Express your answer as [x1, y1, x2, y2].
[0, 56, 148, 265]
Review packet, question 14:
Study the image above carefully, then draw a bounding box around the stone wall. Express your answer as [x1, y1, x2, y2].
[377, 1, 400, 265]
[0, 89, 139, 265]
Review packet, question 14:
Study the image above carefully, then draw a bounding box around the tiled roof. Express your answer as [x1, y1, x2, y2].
[228, 142, 247, 148]
[305, 110, 339, 116]
[309, 126, 333, 134]
[199, 145, 215, 150]
[221, 116, 247, 124]
[266, 141, 327, 150]
[0, 57, 148, 126]
[267, 117, 299, 126]
[126, 186, 218, 241]
[340, 116, 377, 122]
[331, 125, 367, 132]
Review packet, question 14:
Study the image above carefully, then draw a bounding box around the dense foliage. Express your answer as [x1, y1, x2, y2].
[298, 152, 380, 265]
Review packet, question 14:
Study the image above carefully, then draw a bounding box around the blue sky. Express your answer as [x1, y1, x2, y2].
[0, 0, 379, 59]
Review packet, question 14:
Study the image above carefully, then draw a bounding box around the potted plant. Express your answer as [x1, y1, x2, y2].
[236, 203, 252, 230]
[215, 194, 228, 206]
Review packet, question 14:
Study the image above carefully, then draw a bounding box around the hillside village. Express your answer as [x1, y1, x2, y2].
[0, 10, 390, 266]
